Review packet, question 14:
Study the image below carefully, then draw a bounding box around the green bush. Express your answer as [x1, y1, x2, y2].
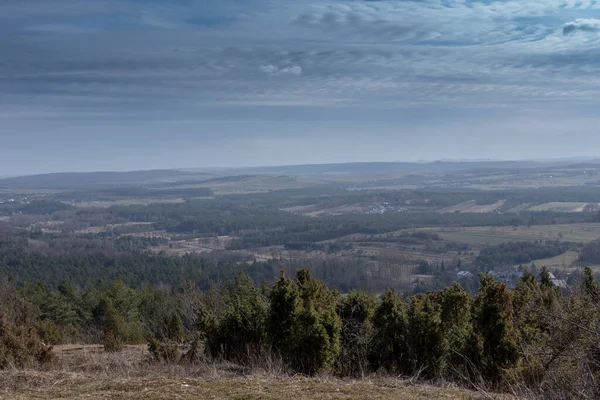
[213, 273, 268, 363]
[336, 290, 377, 377]
[470, 274, 519, 384]
[371, 289, 408, 374]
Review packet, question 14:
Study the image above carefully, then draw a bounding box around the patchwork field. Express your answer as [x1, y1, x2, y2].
[422, 223, 600, 245]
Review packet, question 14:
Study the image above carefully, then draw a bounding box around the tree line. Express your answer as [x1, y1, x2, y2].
[2, 268, 600, 398]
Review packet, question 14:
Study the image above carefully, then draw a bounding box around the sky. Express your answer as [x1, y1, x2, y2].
[2, 0, 600, 174]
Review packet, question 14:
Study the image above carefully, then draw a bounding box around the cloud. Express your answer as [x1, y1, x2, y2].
[259, 64, 303, 75]
[3, 0, 600, 120]
[563, 18, 600, 35]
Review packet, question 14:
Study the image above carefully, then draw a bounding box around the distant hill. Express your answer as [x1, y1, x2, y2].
[5, 159, 600, 189]
[0, 170, 197, 189]
[194, 160, 590, 177]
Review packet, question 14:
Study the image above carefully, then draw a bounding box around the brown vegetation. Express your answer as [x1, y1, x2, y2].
[0, 345, 501, 400]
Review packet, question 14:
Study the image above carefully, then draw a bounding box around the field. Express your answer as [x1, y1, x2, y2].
[426, 223, 600, 246]
[72, 198, 187, 208]
[439, 200, 506, 214]
[518, 250, 581, 270]
[0, 346, 500, 400]
[528, 202, 592, 212]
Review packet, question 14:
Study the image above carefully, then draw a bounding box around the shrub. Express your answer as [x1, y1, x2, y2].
[289, 270, 341, 375]
[336, 290, 377, 377]
[213, 273, 268, 363]
[470, 274, 519, 384]
[148, 313, 185, 363]
[0, 313, 53, 369]
[371, 288, 408, 374]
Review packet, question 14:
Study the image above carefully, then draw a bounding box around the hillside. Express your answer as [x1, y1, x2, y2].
[0, 170, 203, 189]
[194, 160, 567, 177]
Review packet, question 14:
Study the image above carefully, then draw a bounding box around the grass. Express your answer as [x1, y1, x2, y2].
[0, 346, 506, 400]
[514, 250, 580, 270]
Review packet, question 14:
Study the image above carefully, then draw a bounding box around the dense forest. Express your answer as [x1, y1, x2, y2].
[475, 241, 570, 269]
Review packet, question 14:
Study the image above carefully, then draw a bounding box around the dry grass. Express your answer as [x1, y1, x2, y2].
[0, 346, 507, 400]
[0, 373, 502, 400]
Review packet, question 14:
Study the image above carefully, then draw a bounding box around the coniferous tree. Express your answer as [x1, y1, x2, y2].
[440, 283, 473, 378]
[267, 271, 299, 359]
[215, 273, 268, 363]
[336, 290, 377, 376]
[470, 274, 519, 384]
[290, 269, 341, 375]
[406, 292, 445, 378]
[371, 288, 408, 373]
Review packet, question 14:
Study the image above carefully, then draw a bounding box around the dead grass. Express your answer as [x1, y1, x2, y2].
[0, 346, 507, 400]
[0, 372, 503, 400]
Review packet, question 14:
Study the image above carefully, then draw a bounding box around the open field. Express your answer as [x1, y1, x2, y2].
[514, 250, 581, 270]
[72, 198, 187, 208]
[528, 202, 592, 212]
[439, 200, 506, 214]
[422, 223, 600, 245]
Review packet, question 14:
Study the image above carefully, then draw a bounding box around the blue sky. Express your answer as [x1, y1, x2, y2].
[2, 0, 600, 174]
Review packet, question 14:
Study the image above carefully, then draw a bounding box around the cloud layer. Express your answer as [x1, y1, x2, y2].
[2, 0, 600, 172]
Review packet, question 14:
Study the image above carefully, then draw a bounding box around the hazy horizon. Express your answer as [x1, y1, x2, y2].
[2, 156, 600, 178]
[3, 0, 600, 175]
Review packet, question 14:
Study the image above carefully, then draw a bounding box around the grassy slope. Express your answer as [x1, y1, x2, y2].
[0, 346, 502, 400]
[0, 373, 501, 400]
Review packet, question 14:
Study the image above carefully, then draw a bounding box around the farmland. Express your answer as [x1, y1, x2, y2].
[2, 161, 600, 292]
[425, 223, 600, 245]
